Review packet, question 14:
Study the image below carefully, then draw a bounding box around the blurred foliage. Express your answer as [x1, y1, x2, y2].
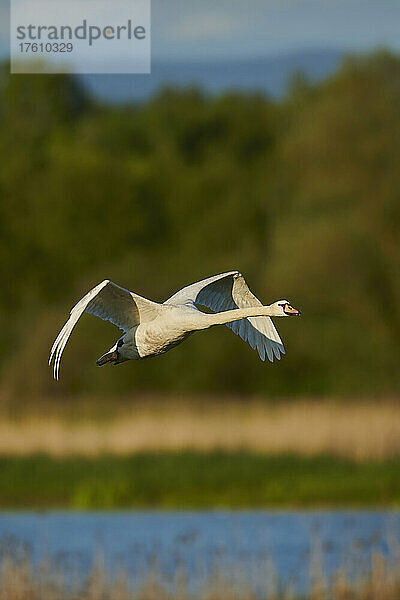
[1, 452, 400, 508]
[0, 50, 399, 400]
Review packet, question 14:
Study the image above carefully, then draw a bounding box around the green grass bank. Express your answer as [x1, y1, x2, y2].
[3, 452, 400, 509]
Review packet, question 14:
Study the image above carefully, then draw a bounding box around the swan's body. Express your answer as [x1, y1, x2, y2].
[49, 271, 300, 379]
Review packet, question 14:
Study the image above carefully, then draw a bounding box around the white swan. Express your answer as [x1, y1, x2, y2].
[49, 270, 300, 379]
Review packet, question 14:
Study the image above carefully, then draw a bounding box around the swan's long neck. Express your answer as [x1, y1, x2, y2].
[199, 306, 275, 328]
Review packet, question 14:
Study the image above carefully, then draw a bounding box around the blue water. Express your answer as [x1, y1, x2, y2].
[0, 511, 399, 594]
[81, 49, 344, 103]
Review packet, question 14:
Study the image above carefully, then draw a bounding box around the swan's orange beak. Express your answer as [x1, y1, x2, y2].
[284, 304, 301, 316]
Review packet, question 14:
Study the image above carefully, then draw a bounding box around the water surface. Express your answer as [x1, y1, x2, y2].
[0, 511, 398, 594]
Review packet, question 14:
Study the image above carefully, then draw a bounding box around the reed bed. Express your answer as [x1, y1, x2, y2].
[0, 398, 400, 460]
[1, 550, 400, 600]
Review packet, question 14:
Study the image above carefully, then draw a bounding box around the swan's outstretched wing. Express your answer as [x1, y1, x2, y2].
[165, 271, 285, 362]
[49, 280, 158, 380]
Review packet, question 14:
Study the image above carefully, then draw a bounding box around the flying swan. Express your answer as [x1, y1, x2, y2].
[49, 271, 301, 379]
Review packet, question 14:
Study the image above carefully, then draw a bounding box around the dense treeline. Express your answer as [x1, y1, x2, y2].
[0, 51, 399, 400]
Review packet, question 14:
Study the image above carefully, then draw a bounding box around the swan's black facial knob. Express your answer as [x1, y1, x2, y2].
[117, 338, 124, 348]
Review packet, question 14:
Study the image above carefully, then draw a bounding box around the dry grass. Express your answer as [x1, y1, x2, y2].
[1, 550, 400, 600]
[0, 397, 400, 460]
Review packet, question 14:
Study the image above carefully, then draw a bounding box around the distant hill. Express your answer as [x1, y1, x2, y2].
[80, 48, 345, 103]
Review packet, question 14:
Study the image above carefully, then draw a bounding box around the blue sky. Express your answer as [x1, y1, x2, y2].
[1, 0, 400, 61]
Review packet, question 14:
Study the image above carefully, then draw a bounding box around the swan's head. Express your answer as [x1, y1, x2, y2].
[270, 300, 301, 317]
